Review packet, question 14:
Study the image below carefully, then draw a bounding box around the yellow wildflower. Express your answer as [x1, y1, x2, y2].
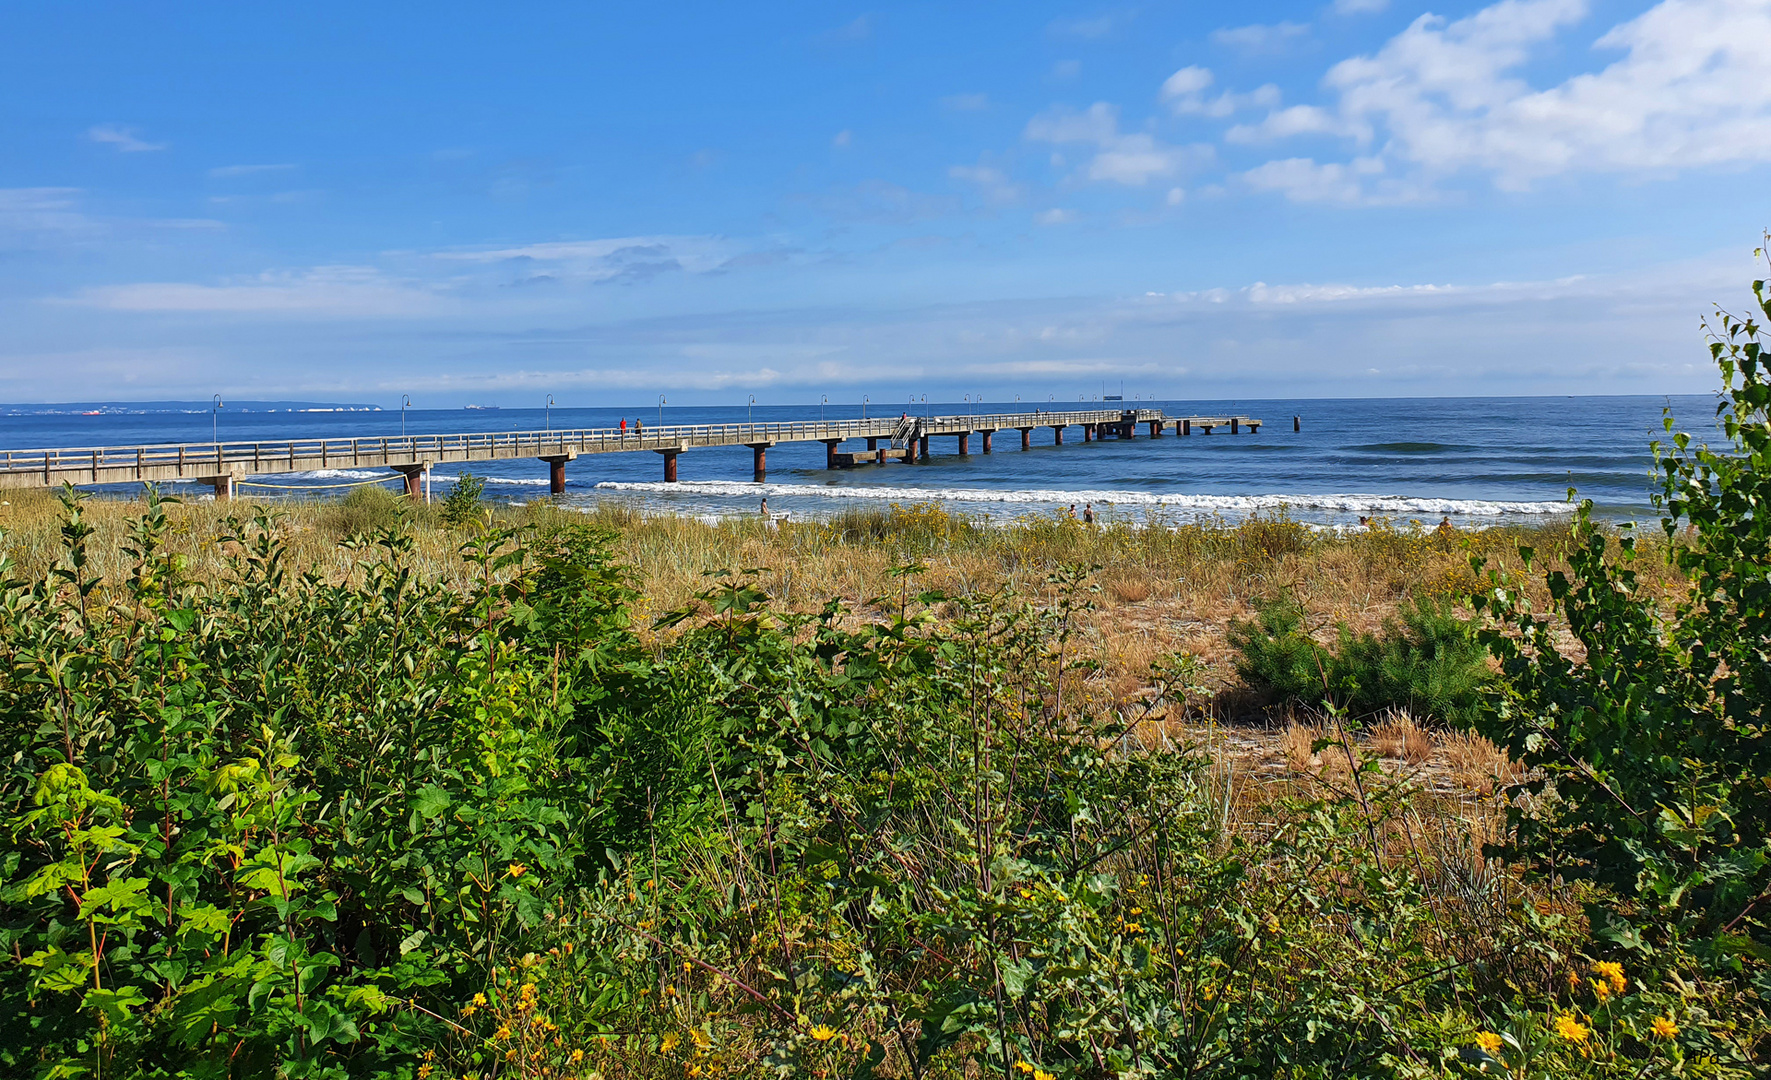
[1553, 1014, 1590, 1044]
[1652, 1016, 1678, 1039]
[1475, 1032, 1503, 1057]
[1020, 889, 1032, 899]
[690, 1028, 711, 1049]
[1590, 978, 1612, 1001]
[660, 1034, 681, 1053]
[810, 1024, 838, 1042]
[495, 1024, 512, 1041]
[1593, 961, 1627, 995]
[460, 1003, 477, 1017]
[507, 863, 528, 878]
[1015, 1063, 1034, 1074]
[1035, 1071, 1056, 1080]
[520, 982, 538, 999]
[418, 1066, 434, 1080]
[683, 961, 694, 971]
[571, 1049, 586, 1063]
[473, 992, 488, 1006]
[1565, 969, 1582, 991]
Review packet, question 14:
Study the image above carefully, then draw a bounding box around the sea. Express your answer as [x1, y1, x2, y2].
[0, 396, 1716, 529]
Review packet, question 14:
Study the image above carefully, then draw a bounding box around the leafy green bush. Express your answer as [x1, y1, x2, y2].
[1230, 593, 1490, 724]
[1475, 267, 1771, 1046]
[321, 479, 405, 537]
[440, 471, 486, 528]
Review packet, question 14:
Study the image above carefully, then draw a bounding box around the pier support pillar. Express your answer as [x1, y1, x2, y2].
[538, 453, 576, 495]
[1019, 427, 1033, 450]
[1231, 418, 1240, 434]
[392, 462, 431, 501]
[957, 432, 970, 455]
[1083, 424, 1093, 442]
[866, 437, 878, 451]
[822, 439, 842, 469]
[745, 442, 773, 482]
[654, 448, 682, 482]
[1051, 425, 1064, 445]
[1149, 420, 1164, 438]
[205, 471, 239, 501]
[904, 437, 918, 464]
[1182, 419, 1191, 436]
[980, 430, 993, 453]
[919, 435, 930, 458]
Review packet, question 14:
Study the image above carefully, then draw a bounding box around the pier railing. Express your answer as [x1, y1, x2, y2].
[0, 407, 1251, 491]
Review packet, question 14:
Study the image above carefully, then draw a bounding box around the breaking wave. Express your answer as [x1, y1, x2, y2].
[591, 480, 1572, 517]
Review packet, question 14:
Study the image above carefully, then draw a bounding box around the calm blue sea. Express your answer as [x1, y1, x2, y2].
[0, 396, 1716, 527]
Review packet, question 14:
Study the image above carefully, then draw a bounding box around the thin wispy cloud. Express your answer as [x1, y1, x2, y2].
[87, 124, 167, 153]
[1210, 21, 1310, 54]
[1025, 103, 1214, 186]
[941, 93, 991, 111]
[208, 163, 297, 178]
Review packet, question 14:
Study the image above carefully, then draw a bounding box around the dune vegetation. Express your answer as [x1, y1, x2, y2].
[3, 286, 1770, 1078]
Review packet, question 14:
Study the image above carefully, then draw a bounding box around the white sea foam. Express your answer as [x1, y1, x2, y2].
[282, 469, 398, 481]
[480, 476, 551, 487]
[591, 479, 1573, 517]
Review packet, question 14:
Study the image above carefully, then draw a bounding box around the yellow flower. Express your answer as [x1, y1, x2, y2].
[1652, 1016, 1678, 1039]
[1565, 969, 1583, 991]
[683, 961, 694, 971]
[1020, 889, 1032, 899]
[660, 1034, 681, 1053]
[1034, 1071, 1056, 1080]
[473, 992, 488, 1006]
[1592, 960, 1627, 995]
[1015, 1063, 1034, 1074]
[508, 862, 529, 878]
[520, 982, 538, 999]
[571, 1049, 586, 1063]
[1553, 1014, 1590, 1044]
[418, 1066, 435, 1080]
[495, 1025, 512, 1041]
[460, 1003, 477, 1017]
[810, 1024, 838, 1042]
[1590, 978, 1612, 1001]
[1475, 1032, 1503, 1057]
[690, 1028, 711, 1049]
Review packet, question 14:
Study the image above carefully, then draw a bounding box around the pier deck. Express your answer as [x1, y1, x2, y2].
[0, 408, 1261, 496]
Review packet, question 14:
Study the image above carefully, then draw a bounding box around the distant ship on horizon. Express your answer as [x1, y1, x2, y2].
[463, 404, 501, 410]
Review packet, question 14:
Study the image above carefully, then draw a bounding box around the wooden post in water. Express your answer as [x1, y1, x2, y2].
[957, 432, 970, 455]
[980, 430, 993, 453]
[1083, 424, 1093, 442]
[1231, 418, 1240, 434]
[1051, 425, 1064, 444]
[823, 439, 841, 469]
[747, 443, 769, 481]
[1182, 419, 1191, 435]
[1294, 415, 1300, 432]
[1019, 427, 1033, 450]
[539, 454, 575, 494]
[656, 449, 681, 482]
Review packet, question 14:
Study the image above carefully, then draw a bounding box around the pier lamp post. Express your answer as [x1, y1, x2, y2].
[546, 394, 555, 432]
[963, 393, 970, 416]
[862, 394, 869, 420]
[821, 394, 828, 423]
[402, 394, 411, 438]
[212, 395, 222, 445]
[919, 394, 927, 419]
[748, 394, 756, 425]
[658, 395, 666, 429]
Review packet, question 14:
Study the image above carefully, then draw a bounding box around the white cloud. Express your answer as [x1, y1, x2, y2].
[87, 124, 167, 153]
[1166, 187, 1186, 205]
[1332, 0, 1389, 13]
[1051, 59, 1082, 80]
[1034, 208, 1077, 225]
[1227, 104, 1367, 142]
[434, 235, 736, 277]
[1210, 21, 1310, 53]
[1240, 156, 1405, 203]
[208, 163, 296, 178]
[1025, 103, 1214, 185]
[0, 188, 97, 236]
[61, 266, 443, 317]
[832, 129, 853, 148]
[949, 164, 1023, 203]
[1244, 0, 1771, 196]
[1161, 66, 1283, 118]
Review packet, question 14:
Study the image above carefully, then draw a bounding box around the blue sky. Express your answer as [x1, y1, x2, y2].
[2, 0, 1767, 406]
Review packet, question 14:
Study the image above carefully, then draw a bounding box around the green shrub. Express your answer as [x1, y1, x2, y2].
[1476, 264, 1771, 1030]
[440, 470, 486, 528]
[1230, 593, 1490, 724]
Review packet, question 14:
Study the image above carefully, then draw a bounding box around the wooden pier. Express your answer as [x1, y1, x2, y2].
[0, 408, 1261, 497]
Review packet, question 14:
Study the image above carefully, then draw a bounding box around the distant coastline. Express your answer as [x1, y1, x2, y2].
[0, 400, 382, 416]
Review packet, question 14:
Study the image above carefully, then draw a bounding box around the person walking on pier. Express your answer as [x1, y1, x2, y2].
[620, 418, 626, 433]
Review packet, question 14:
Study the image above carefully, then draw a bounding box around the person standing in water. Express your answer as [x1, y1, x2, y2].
[760, 497, 769, 517]
[1082, 503, 1095, 525]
